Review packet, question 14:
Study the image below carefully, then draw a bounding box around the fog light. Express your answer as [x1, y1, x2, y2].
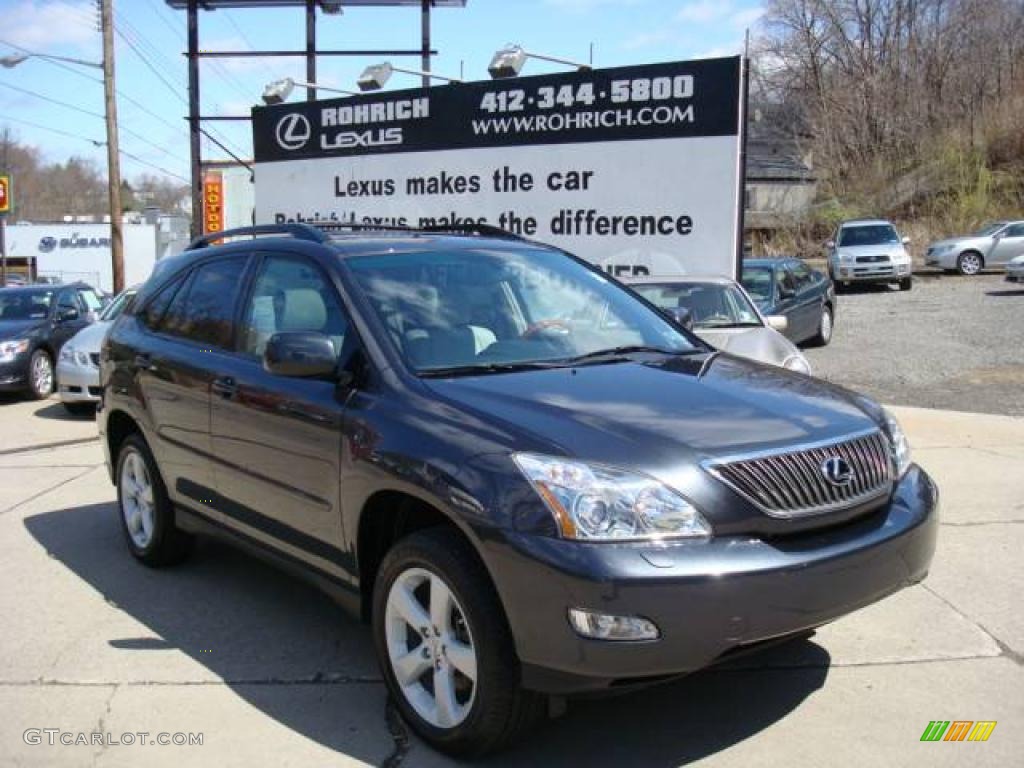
[568, 608, 659, 641]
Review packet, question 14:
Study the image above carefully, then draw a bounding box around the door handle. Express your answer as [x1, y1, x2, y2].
[212, 376, 237, 398]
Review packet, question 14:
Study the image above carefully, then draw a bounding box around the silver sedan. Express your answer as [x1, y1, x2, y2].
[925, 220, 1024, 275]
[626, 275, 812, 374]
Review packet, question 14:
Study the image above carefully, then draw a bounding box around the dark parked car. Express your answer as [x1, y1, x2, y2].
[99, 224, 937, 757]
[741, 257, 836, 346]
[0, 282, 104, 399]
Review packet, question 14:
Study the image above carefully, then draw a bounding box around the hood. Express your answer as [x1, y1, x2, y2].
[0, 318, 47, 341]
[64, 320, 111, 352]
[425, 354, 876, 473]
[696, 327, 801, 368]
[836, 243, 907, 258]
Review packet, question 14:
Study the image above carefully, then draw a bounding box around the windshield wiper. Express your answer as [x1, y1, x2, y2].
[560, 345, 696, 365]
[418, 361, 564, 378]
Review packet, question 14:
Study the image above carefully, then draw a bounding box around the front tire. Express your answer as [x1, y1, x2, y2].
[809, 304, 833, 347]
[372, 528, 542, 757]
[115, 434, 193, 566]
[27, 350, 53, 400]
[899, 277, 913, 291]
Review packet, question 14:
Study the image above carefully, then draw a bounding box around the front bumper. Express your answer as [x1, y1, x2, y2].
[56, 360, 101, 403]
[0, 356, 31, 392]
[489, 465, 938, 694]
[833, 263, 912, 283]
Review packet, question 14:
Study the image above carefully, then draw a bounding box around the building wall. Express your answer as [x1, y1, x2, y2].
[4, 223, 159, 292]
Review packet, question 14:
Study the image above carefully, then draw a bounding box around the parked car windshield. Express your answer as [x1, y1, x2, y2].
[0, 288, 55, 322]
[346, 246, 698, 373]
[740, 267, 773, 304]
[99, 289, 136, 322]
[973, 221, 1007, 237]
[839, 224, 900, 246]
[633, 282, 762, 329]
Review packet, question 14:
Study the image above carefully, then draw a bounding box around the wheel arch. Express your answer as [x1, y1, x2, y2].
[355, 489, 491, 623]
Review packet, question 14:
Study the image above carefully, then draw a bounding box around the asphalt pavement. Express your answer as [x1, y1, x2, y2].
[0, 399, 1021, 766]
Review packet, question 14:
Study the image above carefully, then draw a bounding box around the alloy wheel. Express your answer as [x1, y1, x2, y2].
[384, 567, 478, 729]
[959, 253, 982, 275]
[120, 450, 155, 549]
[32, 353, 53, 396]
[820, 308, 833, 343]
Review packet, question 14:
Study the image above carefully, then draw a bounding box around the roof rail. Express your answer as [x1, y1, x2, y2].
[185, 223, 328, 250]
[309, 221, 524, 241]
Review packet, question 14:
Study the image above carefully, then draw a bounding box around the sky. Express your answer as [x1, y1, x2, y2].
[0, 0, 764, 185]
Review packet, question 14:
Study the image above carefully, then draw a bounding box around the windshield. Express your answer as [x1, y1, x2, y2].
[633, 282, 762, 329]
[0, 289, 55, 322]
[346, 246, 698, 374]
[838, 224, 900, 247]
[740, 267, 773, 303]
[973, 221, 1007, 237]
[99, 290, 136, 322]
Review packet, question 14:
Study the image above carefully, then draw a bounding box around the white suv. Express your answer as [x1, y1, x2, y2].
[827, 219, 913, 292]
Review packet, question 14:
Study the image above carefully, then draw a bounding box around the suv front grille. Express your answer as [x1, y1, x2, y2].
[707, 430, 893, 518]
[856, 254, 889, 263]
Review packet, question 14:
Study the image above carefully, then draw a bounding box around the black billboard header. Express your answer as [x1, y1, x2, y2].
[252, 57, 741, 163]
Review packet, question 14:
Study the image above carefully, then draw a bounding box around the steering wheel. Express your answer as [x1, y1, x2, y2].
[521, 319, 572, 338]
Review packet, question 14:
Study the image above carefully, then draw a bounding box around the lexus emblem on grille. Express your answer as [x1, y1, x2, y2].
[821, 456, 854, 487]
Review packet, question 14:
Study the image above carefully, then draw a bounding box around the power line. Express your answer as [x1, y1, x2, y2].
[0, 80, 189, 167]
[0, 37, 188, 140]
[0, 114, 190, 184]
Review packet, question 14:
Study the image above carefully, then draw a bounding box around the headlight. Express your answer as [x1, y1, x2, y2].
[936, 244, 954, 254]
[883, 409, 912, 478]
[838, 252, 854, 263]
[783, 354, 812, 375]
[513, 453, 711, 541]
[60, 346, 95, 367]
[0, 339, 30, 363]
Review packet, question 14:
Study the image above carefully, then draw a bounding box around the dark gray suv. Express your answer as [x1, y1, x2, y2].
[98, 223, 938, 757]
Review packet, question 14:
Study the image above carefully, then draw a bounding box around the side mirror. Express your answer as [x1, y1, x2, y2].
[901, 236, 911, 245]
[664, 306, 693, 330]
[57, 306, 80, 323]
[767, 315, 788, 332]
[263, 332, 338, 378]
[778, 287, 796, 300]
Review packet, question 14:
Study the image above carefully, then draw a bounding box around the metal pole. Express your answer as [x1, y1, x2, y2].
[306, 0, 316, 101]
[187, 0, 202, 240]
[421, 0, 430, 88]
[0, 215, 7, 286]
[100, 0, 124, 294]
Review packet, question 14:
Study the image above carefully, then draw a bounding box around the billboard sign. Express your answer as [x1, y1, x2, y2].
[252, 57, 744, 277]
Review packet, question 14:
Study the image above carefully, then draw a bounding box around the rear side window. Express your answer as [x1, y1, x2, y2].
[158, 256, 247, 349]
[141, 274, 187, 331]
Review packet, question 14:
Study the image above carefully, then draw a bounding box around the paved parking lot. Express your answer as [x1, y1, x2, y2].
[0, 397, 1021, 767]
[804, 273, 1024, 417]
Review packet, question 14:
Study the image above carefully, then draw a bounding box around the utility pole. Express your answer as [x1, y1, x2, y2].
[100, 0, 124, 293]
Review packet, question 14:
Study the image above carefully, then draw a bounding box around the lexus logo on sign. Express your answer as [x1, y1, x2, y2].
[821, 457, 854, 487]
[275, 113, 312, 151]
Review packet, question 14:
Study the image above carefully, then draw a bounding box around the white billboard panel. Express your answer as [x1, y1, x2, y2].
[252, 57, 744, 278]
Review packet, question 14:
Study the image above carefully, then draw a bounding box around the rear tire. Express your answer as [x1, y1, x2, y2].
[115, 434, 193, 566]
[809, 304, 833, 347]
[372, 528, 542, 757]
[957, 251, 983, 276]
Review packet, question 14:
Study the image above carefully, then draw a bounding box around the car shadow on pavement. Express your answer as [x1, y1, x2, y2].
[24, 501, 830, 766]
[985, 288, 1024, 297]
[33, 401, 90, 421]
